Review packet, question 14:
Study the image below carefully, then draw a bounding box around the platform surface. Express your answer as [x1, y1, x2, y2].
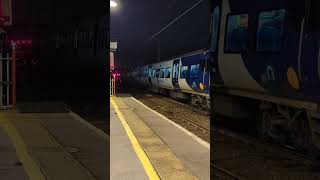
[0, 109, 108, 180]
[0, 127, 30, 180]
[111, 96, 210, 180]
[110, 103, 149, 180]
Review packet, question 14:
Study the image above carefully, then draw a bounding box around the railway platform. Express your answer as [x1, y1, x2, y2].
[0, 102, 109, 180]
[110, 95, 210, 180]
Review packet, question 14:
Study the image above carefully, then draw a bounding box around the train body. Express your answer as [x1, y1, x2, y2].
[210, 0, 320, 152]
[133, 50, 210, 109]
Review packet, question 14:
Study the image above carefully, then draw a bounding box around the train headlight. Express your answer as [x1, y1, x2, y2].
[199, 83, 205, 90]
[287, 67, 300, 90]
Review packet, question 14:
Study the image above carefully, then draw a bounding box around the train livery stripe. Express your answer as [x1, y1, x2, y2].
[110, 98, 160, 180]
[0, 114, 46, 180]
[131, 97, 210, 150]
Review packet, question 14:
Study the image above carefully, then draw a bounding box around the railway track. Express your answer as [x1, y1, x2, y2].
[212, 124, 320, 180]
[211, 163, 244, 180]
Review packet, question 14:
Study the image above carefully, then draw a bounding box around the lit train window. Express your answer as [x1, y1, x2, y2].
[161, 68, 165, 78]
[256, 9, 286, 52]
[165, 67, 171, 78]
[225, 14, 249, 53]
[155, 69, 160, 78]
[210, 6, 220, 52]
[190, 64, 200, 78]
[180, 66, 188, 79]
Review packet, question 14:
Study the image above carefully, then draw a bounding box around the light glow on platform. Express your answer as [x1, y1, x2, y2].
[110, 1, 118, 8]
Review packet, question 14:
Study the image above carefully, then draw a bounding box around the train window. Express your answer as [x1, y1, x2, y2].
[190, 64, 200, 78]
[256, 9, 286, 52]
[210, 6, 220, 52]
[161, 68, 165, 78]
[180, 66, 188, 79]
[165, 67, 171, 78]
[224, 14, 249, 53]
[155, 69, 160, 78]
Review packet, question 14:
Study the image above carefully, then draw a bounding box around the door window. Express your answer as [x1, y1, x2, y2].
[225, 14, 249, 53]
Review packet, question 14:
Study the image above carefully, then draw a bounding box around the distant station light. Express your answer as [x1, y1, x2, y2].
[110, 0, 118, 8]
[9, 39, 32, 45]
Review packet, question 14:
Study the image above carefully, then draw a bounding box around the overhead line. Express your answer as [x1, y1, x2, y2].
[150, 0, 204, 40]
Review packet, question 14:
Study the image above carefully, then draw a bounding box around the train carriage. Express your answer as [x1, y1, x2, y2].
[210, 0, 320, 152]
[133, 49, 210, 109]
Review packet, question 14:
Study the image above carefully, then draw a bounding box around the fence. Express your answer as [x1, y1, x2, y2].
[0, 45, 16, 110]
[110, 77, 116, 96]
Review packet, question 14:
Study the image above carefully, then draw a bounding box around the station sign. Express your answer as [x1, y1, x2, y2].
[0, 0, 11, 26]
[110, 52, 115, 70]
[110, 41, 117, 52]
[110, 41, 117, 70]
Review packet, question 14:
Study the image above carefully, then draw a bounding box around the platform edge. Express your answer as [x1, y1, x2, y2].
[131, 97, 210, 150]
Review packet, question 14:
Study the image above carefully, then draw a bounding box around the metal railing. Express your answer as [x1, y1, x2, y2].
[110, 77, 116, 96]
[0, 53, 11, 109]
[0, 45, 16, 110]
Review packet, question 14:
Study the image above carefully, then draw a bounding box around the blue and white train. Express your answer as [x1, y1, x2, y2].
[133, 50, 210, 109]
[210, 0, 320, 152]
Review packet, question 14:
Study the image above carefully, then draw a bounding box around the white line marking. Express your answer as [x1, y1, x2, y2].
[131, 97, 210, 150]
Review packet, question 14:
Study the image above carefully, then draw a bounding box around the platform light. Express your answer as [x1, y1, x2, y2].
[110, 0, 118, 8]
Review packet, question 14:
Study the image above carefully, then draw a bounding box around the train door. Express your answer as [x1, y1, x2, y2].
[148, 66, 152, 87]
[202, 54, 210, 92]
[210, 1, 223, 86]
[299, 0, 320, 87]
[172, 59, 180, 89]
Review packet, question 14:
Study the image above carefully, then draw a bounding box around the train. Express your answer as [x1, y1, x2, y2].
[132, 49, 210, 109]
[210, 0, 320, 153]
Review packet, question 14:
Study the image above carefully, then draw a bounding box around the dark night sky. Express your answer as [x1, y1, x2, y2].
[110, 0, 210, 69]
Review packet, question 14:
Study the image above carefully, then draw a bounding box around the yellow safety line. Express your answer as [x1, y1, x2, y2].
[110, 97, 160, 180]
[0, 113, 46, 180]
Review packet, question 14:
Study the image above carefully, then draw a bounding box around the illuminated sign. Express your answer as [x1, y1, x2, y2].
[9, 39, 32, 45]
[110, 41, 117, 51]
